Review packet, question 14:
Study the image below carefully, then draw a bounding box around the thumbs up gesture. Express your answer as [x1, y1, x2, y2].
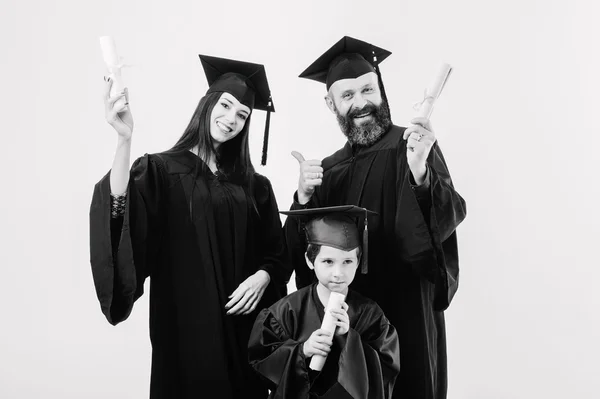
[291, 151, 323, 205]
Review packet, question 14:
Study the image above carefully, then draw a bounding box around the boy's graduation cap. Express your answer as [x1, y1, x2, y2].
[281, 205, 377, 274]
[298, 36, 392, 92]
[199, 54, 275, 165]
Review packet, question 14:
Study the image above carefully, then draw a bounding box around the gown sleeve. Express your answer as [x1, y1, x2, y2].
[397, 141, 467, 311]
[336, 309, 400, 399]
[254, 175, 292, 287]
[89, 154, 166, 325]
[427, 143, 467, 242]
[248, 308, 310, 399]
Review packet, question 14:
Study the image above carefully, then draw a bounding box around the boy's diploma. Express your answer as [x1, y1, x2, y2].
[309, 291, 346, 371]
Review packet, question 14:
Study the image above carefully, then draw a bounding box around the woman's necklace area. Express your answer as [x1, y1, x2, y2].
[191, 148, 220, 176]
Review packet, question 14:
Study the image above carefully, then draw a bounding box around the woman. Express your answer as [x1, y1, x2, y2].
[89, 55, 288, 398]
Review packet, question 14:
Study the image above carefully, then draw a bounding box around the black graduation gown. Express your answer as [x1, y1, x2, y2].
[284, 126, 467, 399]
[89, 150, 288, 399]
[248, 284, 400, 398]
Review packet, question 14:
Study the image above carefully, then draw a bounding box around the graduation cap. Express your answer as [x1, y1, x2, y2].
[280, 205, 377, 274]
[298, 36, 392, 92]
[199, 54, 275, 165]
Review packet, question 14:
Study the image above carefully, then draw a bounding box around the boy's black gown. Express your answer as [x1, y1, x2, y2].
[89, 150, 288, 399]
[248, 284, 400, 398]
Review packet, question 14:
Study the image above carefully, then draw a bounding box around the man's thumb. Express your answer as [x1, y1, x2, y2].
[291, 151, 306, 163]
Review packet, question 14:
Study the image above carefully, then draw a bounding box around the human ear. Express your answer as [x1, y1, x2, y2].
[324, 94, 336, 114]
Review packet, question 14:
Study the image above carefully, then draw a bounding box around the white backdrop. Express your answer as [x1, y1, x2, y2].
[1, 0, 598, 398]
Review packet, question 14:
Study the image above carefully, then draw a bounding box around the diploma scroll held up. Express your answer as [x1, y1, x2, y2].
[413, 63, 453, 120]
[309, 291, 346, 371]
[99, 36, 127, 110]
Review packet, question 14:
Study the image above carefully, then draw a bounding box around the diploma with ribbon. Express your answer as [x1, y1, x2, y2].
[309, 291, 346, 371]
[99, 36, 128, 110]
[412, 63, 453, 119]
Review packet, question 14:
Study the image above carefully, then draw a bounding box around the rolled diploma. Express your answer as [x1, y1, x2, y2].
[309, 291, 346, 371]
[99, 36, 127, 109]
[413, 63, 452, 119]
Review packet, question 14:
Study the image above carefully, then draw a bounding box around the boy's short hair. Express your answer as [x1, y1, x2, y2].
[306, 244, 322, 264]
[306, 243, 362, 265]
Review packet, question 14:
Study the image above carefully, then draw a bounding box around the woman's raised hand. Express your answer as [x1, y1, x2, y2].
[104, 77, 134, 139]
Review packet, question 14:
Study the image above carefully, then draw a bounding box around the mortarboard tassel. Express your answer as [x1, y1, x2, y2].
[260, 97, 272, 166]
[361, 208, 369, 274]
[372, 50, 392, 121]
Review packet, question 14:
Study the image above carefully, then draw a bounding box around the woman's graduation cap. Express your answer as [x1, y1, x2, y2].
[298, 36, 392, 92]
[281, 205, 377, 274]
[199, 54, 275, 165]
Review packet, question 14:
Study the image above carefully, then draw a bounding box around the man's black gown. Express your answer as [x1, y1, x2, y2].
[284, 126, 467, 399]
[89, 150, 288, 398]
[249, 284, 400, 398]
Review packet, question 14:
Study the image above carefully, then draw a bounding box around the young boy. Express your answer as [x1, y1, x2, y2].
[248, 206, 400, 398]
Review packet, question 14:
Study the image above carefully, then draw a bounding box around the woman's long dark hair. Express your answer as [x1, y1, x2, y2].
[170, 92, 258, 218]
[170, 91, 256, 189]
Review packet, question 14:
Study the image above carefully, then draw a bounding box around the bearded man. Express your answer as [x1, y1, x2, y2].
[284, 36, 467, 399]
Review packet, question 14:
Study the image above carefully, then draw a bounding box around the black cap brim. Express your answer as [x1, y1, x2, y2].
[280, 205, 377, 218]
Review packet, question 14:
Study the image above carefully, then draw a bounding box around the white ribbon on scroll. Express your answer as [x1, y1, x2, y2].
[412, 63, 453, 119]
[99, 36, 127, 110]
[309, 291, 346, 371]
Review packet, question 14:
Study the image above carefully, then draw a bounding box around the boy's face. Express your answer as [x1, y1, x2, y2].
[306, 245, 359, 294]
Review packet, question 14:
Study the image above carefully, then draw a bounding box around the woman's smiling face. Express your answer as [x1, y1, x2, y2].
[209, 92, 251, 148]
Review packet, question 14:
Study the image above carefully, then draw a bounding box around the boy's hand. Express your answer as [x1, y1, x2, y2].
[330, 301, 350, 336]
[303, 329, 333, 358]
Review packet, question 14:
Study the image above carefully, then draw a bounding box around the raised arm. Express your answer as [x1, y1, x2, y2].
[103, 76, 133, 196]
[90, 79, 166, 325]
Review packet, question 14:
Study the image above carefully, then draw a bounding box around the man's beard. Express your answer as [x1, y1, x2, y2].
[335, 99, 392, 147]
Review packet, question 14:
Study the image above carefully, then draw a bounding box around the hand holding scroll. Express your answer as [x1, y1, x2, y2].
[104, 77, 133, 139]
[99, 36, 128, 111]
[329, 301, 350, 336]
[309, 291, 345, 370]
[303, 329, 333, 358]
[403, 117, 436, 184]
[403, 63, 452, 185]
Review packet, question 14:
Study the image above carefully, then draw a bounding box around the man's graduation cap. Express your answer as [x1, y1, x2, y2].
[298, 36, 392, 91]
[199, 54, 275, 165]
[281, 205, 377, 274]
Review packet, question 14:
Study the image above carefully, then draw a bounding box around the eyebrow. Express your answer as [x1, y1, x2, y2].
[223, 96, 249, 115]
